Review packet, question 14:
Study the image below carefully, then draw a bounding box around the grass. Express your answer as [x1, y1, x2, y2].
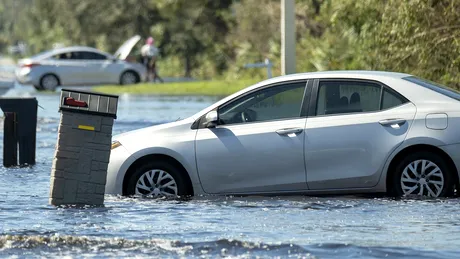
[93, 79, 261, 97]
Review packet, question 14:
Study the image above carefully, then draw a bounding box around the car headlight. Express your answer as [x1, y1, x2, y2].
[111, 140, 122, 150]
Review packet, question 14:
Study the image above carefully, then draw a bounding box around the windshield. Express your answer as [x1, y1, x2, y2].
[29, 49, 55, 60]
[403, 76, 460, 101]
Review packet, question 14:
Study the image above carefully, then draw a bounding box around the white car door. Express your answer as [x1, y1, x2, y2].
[46, 51, 90, 85]
[195, 81, 310, 194]
[74, 51, 119, 84]
[304, 79, 416, 190]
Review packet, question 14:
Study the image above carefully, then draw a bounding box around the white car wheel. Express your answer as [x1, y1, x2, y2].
[135, 169, 178, 197]
[392, 152, 453, 198]
[126, 161, 192, 198]
[40, 74, 59, 91]
[120, 71, 138, 85]
[400, 159, 444, 197]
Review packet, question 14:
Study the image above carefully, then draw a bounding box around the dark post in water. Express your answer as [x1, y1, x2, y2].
[0, 98, 38, 167]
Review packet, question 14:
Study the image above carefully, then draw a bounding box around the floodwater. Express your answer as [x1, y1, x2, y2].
[1, 87, 460, 258]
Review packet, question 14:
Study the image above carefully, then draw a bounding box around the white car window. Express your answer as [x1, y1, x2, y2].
[381, 88, 406, 110]
[52, 52, 73, 60]
[73, 51, 107, 60]
[218, 82, 306, 125]
[403, 76, 460, 101]
[316, 80, 407, 116]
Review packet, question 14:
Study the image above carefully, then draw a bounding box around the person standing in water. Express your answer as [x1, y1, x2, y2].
[141, 37, 164, 83]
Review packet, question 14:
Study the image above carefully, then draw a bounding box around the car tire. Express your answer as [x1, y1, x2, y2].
[40, 74, 59, 91]
[120, 71, 139, 85]
[126, 161, 192, 198]
[390, 151, 454, 198]
[33, 85, 43, 91]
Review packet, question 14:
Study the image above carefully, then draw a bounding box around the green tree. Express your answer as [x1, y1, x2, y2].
[2, 0, 459, 88]
[157, 0, 233, 77]
[371, 0, 460, 87]
[0, 0, 31, 53]
[335, 0, 460, 88]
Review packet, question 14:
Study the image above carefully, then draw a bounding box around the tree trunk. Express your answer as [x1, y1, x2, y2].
[312, 0, 322, 15]
[184, 55, 192, 78]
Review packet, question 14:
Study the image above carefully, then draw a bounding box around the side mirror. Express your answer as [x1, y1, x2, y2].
[203, 111, 218, 128]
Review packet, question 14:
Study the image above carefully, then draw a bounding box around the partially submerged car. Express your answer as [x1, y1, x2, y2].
[15, 36, 147, 91]
[106, 71, 460, 198]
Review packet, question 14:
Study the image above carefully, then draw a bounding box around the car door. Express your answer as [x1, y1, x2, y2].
[75, 51, 118, 84]
[304, 79, 417, 190]
[195, 80, 310, 194]
[47, 51, 88, 85]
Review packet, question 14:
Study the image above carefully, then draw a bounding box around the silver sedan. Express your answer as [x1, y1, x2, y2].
[15, 36, 147, 91]
[107, 71, 460, 198]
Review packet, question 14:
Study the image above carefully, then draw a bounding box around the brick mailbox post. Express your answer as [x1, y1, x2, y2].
[49, 89, 118, 206]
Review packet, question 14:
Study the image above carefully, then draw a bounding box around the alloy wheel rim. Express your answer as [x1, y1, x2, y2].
[135, 169, 178, 197]
[122, 73, 136, 84]
[42, 75, 58, 90]
[400, 159, 444, 197]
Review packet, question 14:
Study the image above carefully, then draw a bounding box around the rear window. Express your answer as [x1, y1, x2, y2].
[30, 50, 54, 60]
[403, 76, 460, 101]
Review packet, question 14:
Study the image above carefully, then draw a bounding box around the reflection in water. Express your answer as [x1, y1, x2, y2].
[0, 92, 459, 257]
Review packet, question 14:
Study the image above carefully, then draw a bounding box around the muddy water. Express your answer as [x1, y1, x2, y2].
[0, 90, 460, 258]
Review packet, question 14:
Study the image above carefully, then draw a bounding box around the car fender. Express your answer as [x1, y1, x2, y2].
[39, 71, 61, 84]
[375, 136, 448, 192]
[115, 146, 205, 195]
[126, 63, 148, 81]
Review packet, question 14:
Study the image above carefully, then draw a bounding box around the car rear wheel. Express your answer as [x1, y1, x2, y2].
[120, 71, 138, 85]
[391, 152, 454, 198]
[40, 74, 59, 91]
[126, 161, 191, 198]
[33, 85, 43, 91]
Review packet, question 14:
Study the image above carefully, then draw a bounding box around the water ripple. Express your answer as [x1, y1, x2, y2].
[1, 92, 460, 258]
[1, 234, 459, 258]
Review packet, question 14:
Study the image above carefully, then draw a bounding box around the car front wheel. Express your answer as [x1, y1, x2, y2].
[126, 161, 191, 198]
[40, 74, 59, 91]
[391, 152, 454, 198]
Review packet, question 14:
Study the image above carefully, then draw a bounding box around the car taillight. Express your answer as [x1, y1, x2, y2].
[21, 63, 39, 68]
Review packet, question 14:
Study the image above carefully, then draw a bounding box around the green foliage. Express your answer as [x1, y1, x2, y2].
[371, 0, 460, 88]
[93, 79, 260, 97]
[1, 0, 459, 89]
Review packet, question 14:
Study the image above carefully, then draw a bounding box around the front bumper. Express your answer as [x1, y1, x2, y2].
[15, 67, 34, 85]
[105, 144, 133, 195]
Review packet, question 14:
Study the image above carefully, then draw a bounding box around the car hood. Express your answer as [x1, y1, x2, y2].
[113, 35, 141, 60]
[112, 118, 195, 153]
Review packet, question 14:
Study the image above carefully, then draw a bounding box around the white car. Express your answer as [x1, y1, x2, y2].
[107, 71, 460, 198]
[15, 36, 147, 91]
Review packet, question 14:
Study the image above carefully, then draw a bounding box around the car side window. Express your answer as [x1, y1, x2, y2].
[53, 52, 73, 60]
[317, 81, 381, 115]
[72, 51, 107, 60]
[53, 52, 81, 60]
[218, 82, 306, 125]
[316, 80, 407, 116]
[381, 88, 406, 110]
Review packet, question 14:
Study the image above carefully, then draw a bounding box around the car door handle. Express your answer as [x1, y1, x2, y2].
[379, 118, 406, 126]
[276, 128, 303, 135]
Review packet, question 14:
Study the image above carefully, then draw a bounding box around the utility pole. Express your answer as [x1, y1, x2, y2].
[281, 0, 296, 75]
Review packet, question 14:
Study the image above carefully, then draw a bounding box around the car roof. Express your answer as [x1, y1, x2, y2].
[190, 70, 452, 120]
[31, 46, 111, 59]
[54, 46, 103, 53]
[234, 70, 413, 98]
[260, 70, 412, 84]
